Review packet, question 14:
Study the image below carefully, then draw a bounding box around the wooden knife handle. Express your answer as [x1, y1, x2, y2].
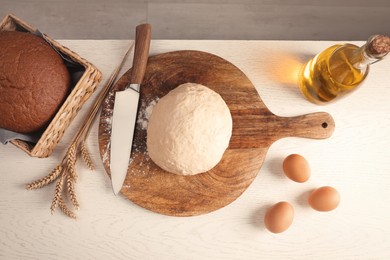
[130, 24, 152, 84]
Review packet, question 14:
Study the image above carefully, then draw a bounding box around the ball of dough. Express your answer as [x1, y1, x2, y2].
[147, 83, 232, 175]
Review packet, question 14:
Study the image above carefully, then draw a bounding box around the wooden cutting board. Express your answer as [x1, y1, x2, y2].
[98, 50, 335, 217]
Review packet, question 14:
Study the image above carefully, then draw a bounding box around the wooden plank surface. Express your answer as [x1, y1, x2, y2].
[1, 0, 389, 40]
[0, 40, 390, 259]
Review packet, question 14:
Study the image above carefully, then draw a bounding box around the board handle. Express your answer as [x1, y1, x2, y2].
[275, 112, 335, 139]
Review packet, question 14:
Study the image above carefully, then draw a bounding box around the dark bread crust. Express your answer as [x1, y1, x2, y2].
[0, 31, 71, 133]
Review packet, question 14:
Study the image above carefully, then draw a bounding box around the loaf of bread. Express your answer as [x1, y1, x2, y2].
[0, 31, 71, 134]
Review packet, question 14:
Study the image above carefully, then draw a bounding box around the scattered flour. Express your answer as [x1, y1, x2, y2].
[102, 96, 159, 177]
[137, 98, 159, 130]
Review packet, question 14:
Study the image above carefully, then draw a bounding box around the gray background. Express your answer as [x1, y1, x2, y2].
[1, 0, 390, 40]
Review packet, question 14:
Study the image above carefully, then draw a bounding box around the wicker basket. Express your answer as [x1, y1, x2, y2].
[0, 14, 102, 158]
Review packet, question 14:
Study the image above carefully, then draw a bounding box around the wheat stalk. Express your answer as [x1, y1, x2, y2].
[26, 42, 135, 219]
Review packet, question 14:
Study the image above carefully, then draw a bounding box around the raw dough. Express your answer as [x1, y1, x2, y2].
[147, 83, 233, 175]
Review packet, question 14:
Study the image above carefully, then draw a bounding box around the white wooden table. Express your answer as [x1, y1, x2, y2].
[1, 40, 389, 260]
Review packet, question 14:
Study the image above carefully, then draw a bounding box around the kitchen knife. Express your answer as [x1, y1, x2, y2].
[110, 24, 151, 195]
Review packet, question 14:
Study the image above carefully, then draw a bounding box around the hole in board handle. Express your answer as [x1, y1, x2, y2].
[322, 122, 328, 129]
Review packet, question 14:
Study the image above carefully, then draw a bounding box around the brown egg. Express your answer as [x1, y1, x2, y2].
[308, 186, 340, 211]
[283, 154, 310, 183]
[264, 201, 294, 233]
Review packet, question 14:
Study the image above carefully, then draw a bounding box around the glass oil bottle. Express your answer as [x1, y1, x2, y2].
[299, 35, 390, 105]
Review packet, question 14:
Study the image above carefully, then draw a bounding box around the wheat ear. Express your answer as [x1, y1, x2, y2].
[81, 142, 94, 170]
[58, 197, 77, 219]
[26, 165, 63, 190]
[50, 175, 65, 214]
[66, 173, 79, 210]
[66, 144, 78, 181]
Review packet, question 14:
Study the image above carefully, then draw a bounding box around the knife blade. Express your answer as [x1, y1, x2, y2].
[110, 24, 151, 195]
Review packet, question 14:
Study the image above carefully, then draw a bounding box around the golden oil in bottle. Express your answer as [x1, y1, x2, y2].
[299, 35, 390, 105]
